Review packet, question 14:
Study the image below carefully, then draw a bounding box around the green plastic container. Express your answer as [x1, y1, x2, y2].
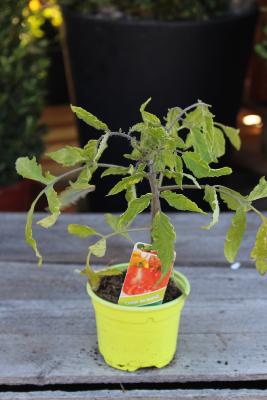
[87, 263, 190, 371]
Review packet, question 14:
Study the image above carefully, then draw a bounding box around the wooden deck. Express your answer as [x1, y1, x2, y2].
[0, 213, 267, 399]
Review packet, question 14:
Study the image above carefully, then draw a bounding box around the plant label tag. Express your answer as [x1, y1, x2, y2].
[118, 242, 174, 307]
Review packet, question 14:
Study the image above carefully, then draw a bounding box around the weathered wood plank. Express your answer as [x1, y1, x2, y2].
[0, 212, 263, 266]
[1, 389, 267, 400]
[0, 262, 266, 385]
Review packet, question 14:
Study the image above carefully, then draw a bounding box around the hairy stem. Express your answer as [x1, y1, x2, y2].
[167, 101, 211, 133]
[148, 162, 161, 223]
[159, 184, 204, 191]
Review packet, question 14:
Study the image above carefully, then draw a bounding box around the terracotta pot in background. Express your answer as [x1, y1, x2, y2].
[0, 180, 42, 212]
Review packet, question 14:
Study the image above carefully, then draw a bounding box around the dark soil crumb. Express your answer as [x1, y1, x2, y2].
[95, 271, 182, 304]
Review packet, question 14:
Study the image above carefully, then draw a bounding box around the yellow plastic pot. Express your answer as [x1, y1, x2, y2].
[87, 263, 190, 372]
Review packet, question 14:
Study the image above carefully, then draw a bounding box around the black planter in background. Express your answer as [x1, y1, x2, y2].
[63, 6, 257, 212]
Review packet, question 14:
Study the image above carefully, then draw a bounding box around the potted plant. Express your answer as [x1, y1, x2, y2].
[0, 0, 49, 211]
[58, 0, 257, 211]
[16, 99, 267, 371]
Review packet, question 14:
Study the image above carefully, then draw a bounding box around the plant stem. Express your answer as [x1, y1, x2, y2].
[97, 163, 124, 169]
[159, 184, 204, 191]
[104, 226, 151, 240]
[166, 101, 211, 133]
[148, 162, 161, 220]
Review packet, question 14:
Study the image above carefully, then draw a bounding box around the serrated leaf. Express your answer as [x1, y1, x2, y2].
[190, 127, 213, 163]
[68, 224, 100, 238]
[216, 123, 241, 150]
[16, 157, 49, 184]
[248, 177, 267, 201]
[224, 208, 247, 263]
[203, 185, 219, 229]
[129, 122, 146, 133]
[84, 140, 98, 161]
[107, 173, 144, 196]
[124, 148, 142, 161]
[104, 213, 132, 242]
[71, 105, 108, 131]
[119, 194, 152, 227]
[105, 213, 120, 231]
[152, 212, 176, 276]
[182, 152, 232, 178]
[251, 220, 267, 275]
[182, 173, 201, 188]
[47, 146, 85, 166]
[101, 166, 130, 178]
[90, 238, 106, 257]
[161, 190, 205, 214]
[37, 187, 61, 228]
[165, 107, 182, 136]
[95, 133, 109, 161]
[25, 196, 43, 266]
[59, 184, 95, 209]
[213, 127, 226, 158]
[163, 149, 176, 170]
[125, 186, 137, 203]
[140, 98, 161, 125]
[219, 187, 247, 211]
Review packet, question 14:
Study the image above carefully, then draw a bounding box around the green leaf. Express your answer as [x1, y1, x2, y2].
[84, 140, 98, 161]
[71, 105, 108, 131]
[182, 173, 201, 189]
[107, 173, 144, 196]
[25, 195, 43, 267]
[104, 213, 132, 242]
[251, 220, 267, 275]
[105, 213, 120, 231]
[219, 187, 247, 211]
[213, 127, 226, 159]
[182, 152, 232, 179]
[165, 107, 182, 136]
[163, 149, 176, 170]
[216, 123, 241, 150]
[140, 98, 161, 125]
[68, 224, 100, 238]
[95, 133, 109, 161]
[224, 208, 247, 263]
[59, 181, 95, 209]
[47, 146, 85, 166]
[248, 177, 267, 201]
[190, 127, 213, 163]
[161, 190, 205, 214]
[16, 157, 49, 184]
[101, 166, 130, 178]
[152, 212, 176, 276]
[90, 238, 107, 257]
[203, 185, 219, 229]
[125, 186, 137, 202]
[37, 187, 61, 228]
[97, 267, 124, 277]
[119, 194, 152, 227]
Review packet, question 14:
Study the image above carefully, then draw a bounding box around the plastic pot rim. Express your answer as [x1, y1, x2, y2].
[86, 263, 190, 313]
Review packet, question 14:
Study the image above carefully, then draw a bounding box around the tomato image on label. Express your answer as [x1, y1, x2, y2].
[118, 243, 174, 306]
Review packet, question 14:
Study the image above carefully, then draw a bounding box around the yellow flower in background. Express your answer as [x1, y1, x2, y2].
[27, 0, 63, 39]
[29, 0, 41, 12]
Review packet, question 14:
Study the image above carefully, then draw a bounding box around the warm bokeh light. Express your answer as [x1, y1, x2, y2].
[242, 114, 263, 127]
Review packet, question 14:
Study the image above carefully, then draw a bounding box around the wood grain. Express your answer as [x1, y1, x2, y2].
[0, 212, 263, 266]
[0, 262, 266, 386]
[1, 389, 267, 400]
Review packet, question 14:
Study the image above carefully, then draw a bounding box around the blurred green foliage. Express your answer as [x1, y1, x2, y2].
[59, 0, 231, 20]
[256, 24, 267, 60]
[0, 0, 49, 186]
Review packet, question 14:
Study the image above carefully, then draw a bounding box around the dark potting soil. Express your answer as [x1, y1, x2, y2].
[95, 272, 182, 304]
